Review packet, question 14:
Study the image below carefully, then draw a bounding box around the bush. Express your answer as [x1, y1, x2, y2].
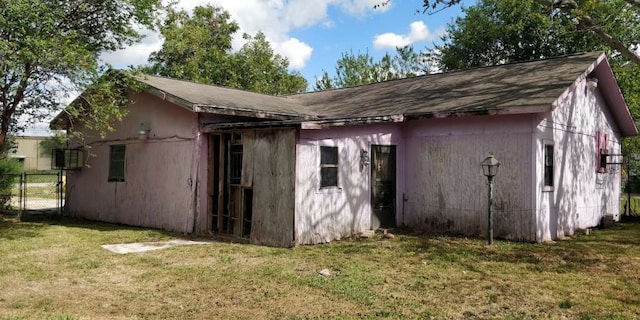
[0, 158, 23, 210]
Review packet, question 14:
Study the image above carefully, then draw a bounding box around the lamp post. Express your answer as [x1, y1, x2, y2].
[481, 153, 500, 245]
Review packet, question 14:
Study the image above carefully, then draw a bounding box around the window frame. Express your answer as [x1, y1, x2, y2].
[108, 144, 126, 182]
[319, 146, 339, 188]
[543, 143, 554, 191]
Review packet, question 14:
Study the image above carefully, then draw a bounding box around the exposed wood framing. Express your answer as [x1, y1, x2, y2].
[207, 134, 215, 232]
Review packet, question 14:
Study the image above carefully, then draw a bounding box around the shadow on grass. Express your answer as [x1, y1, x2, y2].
[1, 213, 178, 241]
[0, 216, 49, 240]
[358, 222, 640, 274]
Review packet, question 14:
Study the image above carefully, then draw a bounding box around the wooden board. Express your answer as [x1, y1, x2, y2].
[247, 128, 296, 247]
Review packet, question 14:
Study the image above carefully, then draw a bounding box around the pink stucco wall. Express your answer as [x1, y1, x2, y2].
[403, 115, 536, 241]
[535, 77, 622, 241]
[295, 114, 537, 244]
[66, 92, 201, 233]
[295, 124, 405, 244]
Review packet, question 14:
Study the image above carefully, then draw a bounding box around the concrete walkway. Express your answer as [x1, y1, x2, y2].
[101, 239, 212, 254]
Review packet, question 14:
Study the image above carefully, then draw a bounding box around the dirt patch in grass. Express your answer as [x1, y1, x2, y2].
[1, 216, 639, 319]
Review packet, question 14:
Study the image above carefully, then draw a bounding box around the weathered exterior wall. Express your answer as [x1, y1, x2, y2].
[295, 124, 404, 245]
[65, 92, 200, 233]
[11, 136, 53, 171]
[248, 128, 297, 247]
[535, 78, 622, 241]
[403, 115, 536, 241]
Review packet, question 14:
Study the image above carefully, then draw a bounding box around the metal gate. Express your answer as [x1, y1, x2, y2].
[0, 171, 64, 216]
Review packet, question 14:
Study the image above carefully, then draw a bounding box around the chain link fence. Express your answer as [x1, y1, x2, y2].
[0, 172, 64, 217]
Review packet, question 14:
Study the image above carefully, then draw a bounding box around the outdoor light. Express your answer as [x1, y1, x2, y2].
[587, 76, 599, 90]
[138, 122, 150, 140]
[481, 153, 500, 245]
[482, 153, 500, 178]
[360, 149, 370, 168]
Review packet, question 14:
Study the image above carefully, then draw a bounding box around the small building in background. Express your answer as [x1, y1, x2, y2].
[10, 124, 57, 171]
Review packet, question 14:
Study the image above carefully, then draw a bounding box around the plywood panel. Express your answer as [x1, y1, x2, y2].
[403, 127, 535, 241]
[248, 128, 296, 247]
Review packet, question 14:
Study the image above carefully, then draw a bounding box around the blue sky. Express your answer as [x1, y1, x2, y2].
[101, 0, 473, 89]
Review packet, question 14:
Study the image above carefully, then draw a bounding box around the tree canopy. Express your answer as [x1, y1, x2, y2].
[0, 0, 162, 152]
[417, 0, 640, 65]
[314, 46, 433, 90]
[431, 0, 640, 152]
[148, 5, 307, 95]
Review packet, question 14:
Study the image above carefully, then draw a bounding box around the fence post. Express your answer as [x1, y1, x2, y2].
[19, 172, 25, 218]
[58, 170, 63, 215]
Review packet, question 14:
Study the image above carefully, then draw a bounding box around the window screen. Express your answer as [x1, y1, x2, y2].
[108, 145, 126, 182]
[320, 146, 338, 188]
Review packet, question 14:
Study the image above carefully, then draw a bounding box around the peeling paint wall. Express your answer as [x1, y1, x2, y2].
[65, 92, 200, 233]
[295, 124, 404, 245]
[403, 115, 536, 241]
[535, 78, 622, 241]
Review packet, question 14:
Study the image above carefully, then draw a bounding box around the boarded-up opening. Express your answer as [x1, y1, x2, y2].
[208, 128, 295, 247]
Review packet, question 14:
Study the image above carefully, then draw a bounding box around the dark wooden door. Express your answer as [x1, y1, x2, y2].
[371, 145, 396, 229]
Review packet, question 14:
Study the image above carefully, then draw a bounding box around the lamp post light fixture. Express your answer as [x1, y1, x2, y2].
[481, 153, 500, 245]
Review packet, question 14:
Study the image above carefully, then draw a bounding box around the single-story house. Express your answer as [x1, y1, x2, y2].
[51, 52, 637, 247]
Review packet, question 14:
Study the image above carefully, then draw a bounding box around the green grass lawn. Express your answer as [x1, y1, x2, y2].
[0, 217, 639, 319]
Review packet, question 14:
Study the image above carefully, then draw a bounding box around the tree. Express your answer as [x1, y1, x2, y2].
[435, 0, 606, 70]
[314, 46, 432, 90]
[228, 32, 307, 95]
[148, 5, 307, 94]
[0, 0, 162, 154]
[411, 0, 640, 66]
[430, 0, 640, 153]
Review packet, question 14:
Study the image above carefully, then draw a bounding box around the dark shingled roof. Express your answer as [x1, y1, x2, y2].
[287, 51, 603, 118]
[53, 51, 637, 136]
[136, 75, 318, 120]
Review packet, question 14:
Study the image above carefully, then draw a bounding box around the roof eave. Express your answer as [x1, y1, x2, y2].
[591, 55, 639, 137]
[301, 115, 405, 129]
[194, 104, 315, 121]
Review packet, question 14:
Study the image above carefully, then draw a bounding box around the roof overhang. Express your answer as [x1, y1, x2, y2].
[551, 53, 638, 137]
[591, 55, 638, 137]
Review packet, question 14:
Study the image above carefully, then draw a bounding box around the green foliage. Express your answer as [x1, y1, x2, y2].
[228, 32, 307, 95]
[148, 5, 306, 94]
[0, 0, 162, 150]
[64, 69, 148, 140]
[434, 0, 640, 152]
[314, 46, 433, 90]
[39, 132, 66, 157]
[436, 0, 604, 70]
[0, 158, 22, 210]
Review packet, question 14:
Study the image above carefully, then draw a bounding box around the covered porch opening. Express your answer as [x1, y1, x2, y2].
[205, 128, 296, 247]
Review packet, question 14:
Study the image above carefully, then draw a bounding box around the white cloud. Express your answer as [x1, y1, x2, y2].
[338, 0, 391, 16]
[100, 0, 388, 70]
[373, 21, 434, 50]
[273, 38, 314, 69]
[100, 30, 162, 67]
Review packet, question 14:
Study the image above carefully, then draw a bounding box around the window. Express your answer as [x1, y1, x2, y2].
[320, 146, 338, 188]
[596, 131, 609, 173]
[544, 144, 554, 187]
[108, 145, 126, 182]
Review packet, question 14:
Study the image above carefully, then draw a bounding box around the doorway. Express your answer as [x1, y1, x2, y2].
[210, 133, 252, 237]
[371, 145, 396, 229]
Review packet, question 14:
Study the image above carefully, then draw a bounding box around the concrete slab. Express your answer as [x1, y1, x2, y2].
[101, 239, 212, 254]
